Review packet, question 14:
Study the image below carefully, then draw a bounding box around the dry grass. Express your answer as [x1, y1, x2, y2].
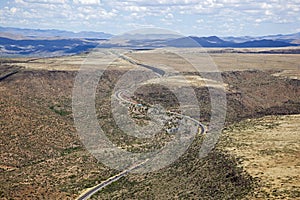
[219, 115, 300, 199]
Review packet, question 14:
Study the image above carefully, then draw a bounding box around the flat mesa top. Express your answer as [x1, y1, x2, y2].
[1, 47, 300, 77]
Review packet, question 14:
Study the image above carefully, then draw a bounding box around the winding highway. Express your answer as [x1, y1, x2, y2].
[76, 53, 206, 200]
[76, 90, 206, 200]
[116, 53, 206, 134]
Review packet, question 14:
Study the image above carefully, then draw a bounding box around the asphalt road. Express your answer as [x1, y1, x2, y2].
[76, 159, 148, 200]
[119, 54, 165, 76]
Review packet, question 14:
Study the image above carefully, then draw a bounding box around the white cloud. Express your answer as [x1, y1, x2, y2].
[265, 10, 273, 16]
[73, 0, 101, 5]
[255, 18, 263, 23]
[10, 7, 18, 14]
[15, 0, 25, 3]
[124, 6, 147, 12]
[260, 2, 273, 9]
[118, 0, 199, 6]
[196, 19, 204, 23]
[128, 12, 145, 20]
[1, 0, 299, 35]
[165, 13, 173, 19]
[276, 19, 292, 24]
[23, 0, 67, 4]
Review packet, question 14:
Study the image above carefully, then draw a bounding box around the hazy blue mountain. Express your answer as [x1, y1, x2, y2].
[231, 39, 298, 48]
[165, 36, 235, 47]
[0, 37, 99, 57]
[166, 36, 297, 48]
[0, 26, 113, 39]
[115, 33, 181, 40]
[222, 32, 300, 43]
[0, 26, 299, 57]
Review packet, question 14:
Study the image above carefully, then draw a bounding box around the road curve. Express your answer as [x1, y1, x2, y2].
[115, 89, 206, 135]
[168, 111, 206, 135]
[76, 159, 148, 200]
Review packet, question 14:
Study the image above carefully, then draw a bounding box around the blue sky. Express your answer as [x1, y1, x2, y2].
[0, 0, 300, 36]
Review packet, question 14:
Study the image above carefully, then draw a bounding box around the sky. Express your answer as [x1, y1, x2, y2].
[0, 0, 300, 36]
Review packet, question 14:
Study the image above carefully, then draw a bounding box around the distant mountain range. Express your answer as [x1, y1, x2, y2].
[0, 26, 299, 57]
[166, 36, 298, 48]
[0, 26, 113, 39]
[221, 33, 300, 44]
[0, 37, 99, 57]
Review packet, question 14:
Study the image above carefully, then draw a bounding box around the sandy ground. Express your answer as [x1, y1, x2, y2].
[220, 115, 300, 199]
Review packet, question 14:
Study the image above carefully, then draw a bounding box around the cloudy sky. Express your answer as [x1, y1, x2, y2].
[1, 0, 300, 36]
